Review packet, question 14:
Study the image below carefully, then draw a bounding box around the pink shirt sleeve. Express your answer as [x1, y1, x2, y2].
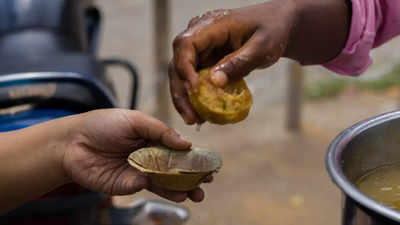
[323, 0, 400, 76]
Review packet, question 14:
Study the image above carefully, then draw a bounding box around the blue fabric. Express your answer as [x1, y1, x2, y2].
[0, 109, 75, 132]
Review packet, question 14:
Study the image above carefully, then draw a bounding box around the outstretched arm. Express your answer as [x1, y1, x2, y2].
[0, 114, 73, 213]
[0, 109, 206, 214]
[169, 0, 400, 125]
[169, 0, 351, 124]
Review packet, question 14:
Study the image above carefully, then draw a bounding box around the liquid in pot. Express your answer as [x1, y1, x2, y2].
[357, 163, 400, 210]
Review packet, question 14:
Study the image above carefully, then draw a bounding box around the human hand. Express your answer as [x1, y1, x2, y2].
[169, 1, 297, 124]
[169, 0, 350, 125]
[62, 109, 209, 203]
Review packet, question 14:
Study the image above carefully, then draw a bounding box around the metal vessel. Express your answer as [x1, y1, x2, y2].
[327, 111, 400, 225]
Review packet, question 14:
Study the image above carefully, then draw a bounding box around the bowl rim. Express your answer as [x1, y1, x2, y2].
[127, 158, 215, 175]
[127, 147, 222, 175]
[326, 110, 400, 222]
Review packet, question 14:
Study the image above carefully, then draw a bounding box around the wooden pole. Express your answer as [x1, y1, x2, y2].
[153, 0, 171, 123]
[286, 61, 304, 132]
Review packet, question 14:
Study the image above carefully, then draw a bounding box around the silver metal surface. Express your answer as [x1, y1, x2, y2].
[327, 110, 400, 225]
[130, 199, 189, 225]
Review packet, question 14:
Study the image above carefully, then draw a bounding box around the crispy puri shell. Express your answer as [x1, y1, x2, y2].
[189, 68, 253, 124]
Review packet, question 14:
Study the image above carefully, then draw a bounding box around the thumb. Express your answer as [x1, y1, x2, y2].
[127, 111, 192, 150]
[210, 31, 274, 87]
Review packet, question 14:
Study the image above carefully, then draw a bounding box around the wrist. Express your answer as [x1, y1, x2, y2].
[52, 114, 84, 184]
[283, 0, 351, 64]
[280, 0, 302, 57]
[33, 115, 79, 186]
[24, 113, 84, 186]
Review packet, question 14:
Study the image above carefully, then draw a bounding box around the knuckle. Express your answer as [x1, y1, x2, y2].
[236, 53, 254, 66]
[173, 35, 190, 50]
[188, 16, 200, 27]
[262, 50, 281, 67]
[129, 111, 147, 126]
[246, 44, 279, 68]
[224, 50, 275, 78]
[172, 91, 181, 101]
[175, 61, 190, 78]
[226, 54, 253, 76]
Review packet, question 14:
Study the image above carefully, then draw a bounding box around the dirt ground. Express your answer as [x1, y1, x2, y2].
[112, 88, 400, 225]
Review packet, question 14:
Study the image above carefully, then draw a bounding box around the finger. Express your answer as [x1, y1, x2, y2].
[148, 185, 188, 203]
[199, 47, 218, 68]
[188, 187, 205, 202]
[112, 168, 149, 195]
[210, 71, 228, 87]
[188, 15, 202, 28]
[168, 62, 203, 125]
[203, 175, 213, 183]
[172, 36, 199, 92]
[210, 31, 276, 87]
[126, 111, 192, 150]
[172, 18, 230, 91]
[202, 35, 243, 69]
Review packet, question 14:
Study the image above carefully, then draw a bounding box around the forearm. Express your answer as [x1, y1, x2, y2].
[284, 0, 351, 65]
[0, 116, 76, 213]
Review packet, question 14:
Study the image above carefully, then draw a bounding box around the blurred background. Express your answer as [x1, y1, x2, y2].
[97, 0, 400, 225]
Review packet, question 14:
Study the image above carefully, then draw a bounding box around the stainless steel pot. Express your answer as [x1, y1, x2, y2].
[327, 111, 400, 225]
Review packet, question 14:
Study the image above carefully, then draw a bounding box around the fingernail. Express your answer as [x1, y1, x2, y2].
[180, 135, 191, 143]
[179, 135, 191, 145]
[183, 117, 195, 125]
[211, 70, 228, 87]
[174, 129, 190, 142]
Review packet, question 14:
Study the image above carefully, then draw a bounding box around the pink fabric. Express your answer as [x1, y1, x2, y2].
[323, 0, 400, 76]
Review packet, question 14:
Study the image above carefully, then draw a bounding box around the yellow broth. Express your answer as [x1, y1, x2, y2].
[357, 163, 400, 210]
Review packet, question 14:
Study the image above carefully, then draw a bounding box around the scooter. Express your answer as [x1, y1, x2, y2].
[0, 0, 188, 224]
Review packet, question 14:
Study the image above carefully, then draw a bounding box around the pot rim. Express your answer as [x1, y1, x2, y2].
[326, 110, 400, 222]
